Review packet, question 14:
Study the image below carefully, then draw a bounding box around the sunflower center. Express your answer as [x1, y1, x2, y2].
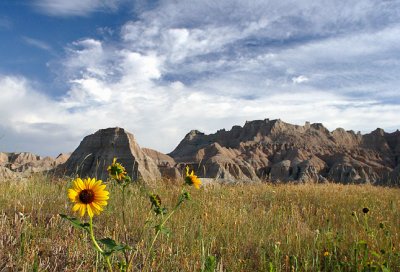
[185, 176, 193, 185]
[79, 189, 95, 204]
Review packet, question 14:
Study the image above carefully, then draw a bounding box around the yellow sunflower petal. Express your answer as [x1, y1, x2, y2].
[91, 205, 100, 215]
[95, 187, 108, 194]
[68, 177, 109, 217]
[79, 205, 86, 217]
[91, 180, 102, 191]
[93, 184, 107, 192]
[72, 203, 81, 211]
[97, 189, 109, 197]
[68, 189, 78, 201]
[192, 177, 201, 189]
[87, 204, 94, 217]
[87, 178, 96, 189]
[91, 202, 103, 212]
[95, 191, 109, 197]
[92, 202, 104, 211]
[83, 178, 90, 189]
[95, 197, 109, 203]
[73, 178, 84, 191]
[95, 200, 108, 206]
[78, 178, 87, 190]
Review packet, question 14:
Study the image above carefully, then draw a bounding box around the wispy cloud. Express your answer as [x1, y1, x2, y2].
[22, 36, 52, 51]
[33, 0, 124, 16]
[1, 0, 400, 156]
[0, 16, 12, 30]
[292, 75, 309, 84]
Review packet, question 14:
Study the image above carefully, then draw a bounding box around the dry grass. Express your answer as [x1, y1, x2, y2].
[1, 175, 400, 271]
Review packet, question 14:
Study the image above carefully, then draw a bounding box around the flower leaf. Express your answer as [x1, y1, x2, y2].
[204, 255, 217, 272]
[98, 237, 118, 248]
[154, 224, 170, 237]
[98, 237, 131, 255]
[59, 214, 90, 232]
[177, 191, 191, 207]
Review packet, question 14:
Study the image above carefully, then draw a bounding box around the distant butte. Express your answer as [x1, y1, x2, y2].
[166, 119, 400, 185]
[1, 118, 399, 185]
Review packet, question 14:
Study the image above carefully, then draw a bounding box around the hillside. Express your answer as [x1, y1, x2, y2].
[168, 119, 400, 184]
[2, 118, 400, 185]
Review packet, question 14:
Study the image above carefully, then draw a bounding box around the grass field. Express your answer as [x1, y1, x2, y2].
[1, 175, 400, 271]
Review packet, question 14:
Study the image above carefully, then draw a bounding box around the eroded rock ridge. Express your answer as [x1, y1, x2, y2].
[60, 127, 161, 183]
[2, 119, 399, 185]
[0, 152, 69, 180]
[168, 119, 400, 185]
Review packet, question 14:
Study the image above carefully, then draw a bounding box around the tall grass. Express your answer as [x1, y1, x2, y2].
[1, 175, 399, 271]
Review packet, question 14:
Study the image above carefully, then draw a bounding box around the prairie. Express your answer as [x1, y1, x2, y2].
[1, 175, 400, 271]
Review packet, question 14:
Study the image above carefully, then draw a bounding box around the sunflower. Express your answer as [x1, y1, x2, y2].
[107, 157, 127, 181]
[149, 193, 162, 209]
[184, 166, 202, 189]
[362, 207, 370, 214]
[68, 177, 109, 217]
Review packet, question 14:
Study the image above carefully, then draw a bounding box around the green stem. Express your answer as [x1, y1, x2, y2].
[143, 198, 182, 271]
[122, 185, 132, 271]
[144, 228, 161, 269]
[126, 251, 136, 272]
[128, 209, 153, 272]
[89, 217, 113, 272]
[122, 185, 127, 227]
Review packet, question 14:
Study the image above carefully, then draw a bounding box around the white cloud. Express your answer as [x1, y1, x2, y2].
[34, 0, 123, 16]
[22, 36, 52, 51]
[64, 39, 109, 78]
[118, 50, 162, 83]
[292, 75, 309, 84]
[1, 70, 399, 157]
[0, 76, 59, 128]
[68, 78, 112, 104]
[1, 0, 400, 156]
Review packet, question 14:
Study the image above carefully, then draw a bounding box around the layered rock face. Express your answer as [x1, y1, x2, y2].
[3, 120, 399, 185]
[142, 148, 181, 180]
[169, 119, 400, 185]
[0, 152, 70, 180]
[61, 128, 161, 183]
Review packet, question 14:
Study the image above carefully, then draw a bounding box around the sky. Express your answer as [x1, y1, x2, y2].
[0, 0, 400, 157]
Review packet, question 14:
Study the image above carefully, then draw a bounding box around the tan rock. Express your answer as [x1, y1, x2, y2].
[0, 152, 68, 179]
[60, 127, 161, 183]
[169, 118, 400, 184]
[55, 153, 71, 165]
[0, 152, 8, 165]
[0, 166, 17, 180]
[142, 148, 180, 180]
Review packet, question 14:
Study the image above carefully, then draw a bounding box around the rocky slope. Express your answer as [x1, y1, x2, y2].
[0, 152, 70, 180]
[3, 119, 399, 185]
[168, 119, 400, 185]
[59, 127, 161, 183]
[142, 148, 181, 180]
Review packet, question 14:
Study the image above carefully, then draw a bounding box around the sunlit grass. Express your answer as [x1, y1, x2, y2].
[1, 175, 400, 271]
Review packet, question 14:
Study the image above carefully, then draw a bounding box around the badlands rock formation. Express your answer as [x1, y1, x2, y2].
[142, 148, 181, 180]
[0, 152, 69, 180]
[168, 119, 400, 185]
[2, 119, 399, 185]
[60, 127, 161, 183]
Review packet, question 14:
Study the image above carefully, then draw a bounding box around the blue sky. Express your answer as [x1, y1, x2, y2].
[0, 0, 400, 156]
